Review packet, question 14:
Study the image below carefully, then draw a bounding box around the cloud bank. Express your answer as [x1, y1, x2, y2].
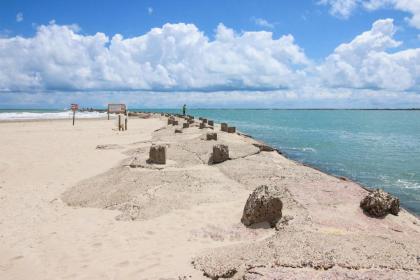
[0, 18, 419, 107]
[0, 23, 308, 92]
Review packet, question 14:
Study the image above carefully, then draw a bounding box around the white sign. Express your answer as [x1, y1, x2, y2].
[108, 104, 126, 114]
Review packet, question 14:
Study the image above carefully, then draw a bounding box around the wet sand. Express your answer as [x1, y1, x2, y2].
[0, 115, 419, 279]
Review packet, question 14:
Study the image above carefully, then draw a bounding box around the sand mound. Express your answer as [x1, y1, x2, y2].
[193, 229, 420, 279]
[62, 165, 245, 221]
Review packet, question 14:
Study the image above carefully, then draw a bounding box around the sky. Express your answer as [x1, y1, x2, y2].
[0, 0, 419, 108]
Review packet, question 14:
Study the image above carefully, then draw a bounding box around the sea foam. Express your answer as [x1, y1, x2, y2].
[0, 111, 108, 121]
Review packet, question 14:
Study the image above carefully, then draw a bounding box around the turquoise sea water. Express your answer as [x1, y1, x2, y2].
[140, 109, 420, 215]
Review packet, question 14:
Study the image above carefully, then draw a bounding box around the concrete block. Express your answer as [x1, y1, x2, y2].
[206, 132, 217, 141]
[149, 145, 166, 164]
[221, 123, 228, 132]
[228, 127, 236, 133]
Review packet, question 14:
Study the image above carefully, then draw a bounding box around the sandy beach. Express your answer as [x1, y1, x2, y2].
[0, 115, 419, 280]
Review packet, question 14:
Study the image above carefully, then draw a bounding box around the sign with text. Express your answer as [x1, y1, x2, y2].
[71, 104, 79, 112]
[108, 104, 127, 114]
[70, 104, 78, 126]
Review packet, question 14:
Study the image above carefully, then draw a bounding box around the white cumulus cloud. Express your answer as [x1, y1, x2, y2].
[317, 18, 420, 91]
[0, 22, 308, 92]
[320, 0, 420, 29]
[318, 0, 358, 18]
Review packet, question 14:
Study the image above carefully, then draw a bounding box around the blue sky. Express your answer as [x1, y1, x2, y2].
[0, 0, 419, 108]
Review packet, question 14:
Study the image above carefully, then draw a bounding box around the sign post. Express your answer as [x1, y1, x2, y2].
[71, 104, 79, 126]
[107, 104, 128, 130]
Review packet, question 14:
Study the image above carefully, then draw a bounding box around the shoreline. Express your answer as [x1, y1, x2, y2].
[1, 115, 419, 279]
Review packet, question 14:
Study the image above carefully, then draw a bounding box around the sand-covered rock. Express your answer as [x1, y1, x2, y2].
[360, 189, 400, 217]
[212, 144, 229, 164]
[241, 185, 283, 227]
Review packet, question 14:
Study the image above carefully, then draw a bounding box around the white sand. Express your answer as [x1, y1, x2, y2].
[0, 118, 204, 279]
[0, 116, 419, 280]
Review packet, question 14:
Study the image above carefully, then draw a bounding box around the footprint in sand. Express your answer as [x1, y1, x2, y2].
[10, 255, 24, 261]
[92, 242, 102, 247]
[115, 260, 130, 267]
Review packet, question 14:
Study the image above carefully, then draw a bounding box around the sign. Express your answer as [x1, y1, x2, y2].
[70, 104, 78, 126]
[107, 104, 127, 120]
[108, 104, 126, 114]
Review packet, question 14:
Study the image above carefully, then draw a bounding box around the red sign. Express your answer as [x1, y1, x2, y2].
[71, 104, 79, 112]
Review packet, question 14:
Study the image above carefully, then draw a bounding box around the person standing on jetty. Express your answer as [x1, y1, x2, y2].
[182, 104, 187, 116]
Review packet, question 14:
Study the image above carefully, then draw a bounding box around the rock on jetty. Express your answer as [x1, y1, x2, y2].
[360, 189, 400, 217]
[148, 145, 166, 164]
[206, 132, 217, 141]
[211, 144, 229, 164]
[241, 185, 283, 227]
[227, 127, 236, 133]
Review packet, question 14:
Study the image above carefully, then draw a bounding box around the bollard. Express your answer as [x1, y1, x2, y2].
[208, 120, 214, 126]
[227, 127, 236, 133]
[183, 123, 189, 128]
[221, 123, 228, 132]
[203, 119, 208, 124]
[206, 132, 217, 141]
[199, 123, 205, 129]
[149, 145, 166, 164]
[172, 120, 179, 126]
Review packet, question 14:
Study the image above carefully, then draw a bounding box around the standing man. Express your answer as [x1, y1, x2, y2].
[182, 104, 186, 116]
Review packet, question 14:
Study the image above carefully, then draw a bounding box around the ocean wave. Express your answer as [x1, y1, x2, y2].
[286, 147, 317, 153]
[396, 179, 420, 190]
[0, 111, 108, 120]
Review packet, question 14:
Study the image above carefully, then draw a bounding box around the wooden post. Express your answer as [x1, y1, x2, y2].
[125, 114, 128, 131]
[118, 114, 121, 131]
[72, 110, 75, 126]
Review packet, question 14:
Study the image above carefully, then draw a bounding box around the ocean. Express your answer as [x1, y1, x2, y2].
[1, 108, 419, 214]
